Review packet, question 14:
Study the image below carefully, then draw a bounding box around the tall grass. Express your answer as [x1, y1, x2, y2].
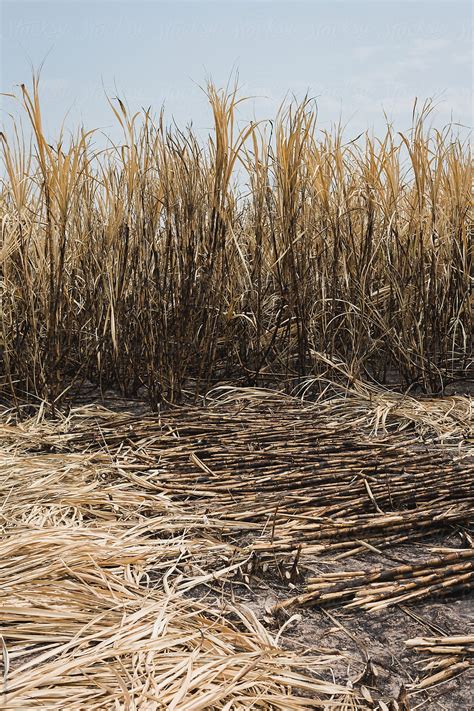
[0, 79, 471, 408]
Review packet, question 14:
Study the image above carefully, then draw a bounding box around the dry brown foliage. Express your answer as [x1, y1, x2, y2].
[0, 79, 471, 408]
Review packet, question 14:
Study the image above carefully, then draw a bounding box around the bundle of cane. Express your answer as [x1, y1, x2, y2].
[405, 635, 474, 690]
[271, 549, 474, 613]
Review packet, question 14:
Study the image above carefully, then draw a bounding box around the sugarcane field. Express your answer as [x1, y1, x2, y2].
[1, 2, 473, 708]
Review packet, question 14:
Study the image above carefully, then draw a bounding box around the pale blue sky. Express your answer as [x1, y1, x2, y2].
[1, 0, 472, 141]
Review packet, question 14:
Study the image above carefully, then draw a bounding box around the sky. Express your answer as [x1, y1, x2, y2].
[1, 0, 472, 143]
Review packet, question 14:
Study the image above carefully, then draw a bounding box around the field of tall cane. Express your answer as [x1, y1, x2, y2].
[0, 77, 471, 408]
